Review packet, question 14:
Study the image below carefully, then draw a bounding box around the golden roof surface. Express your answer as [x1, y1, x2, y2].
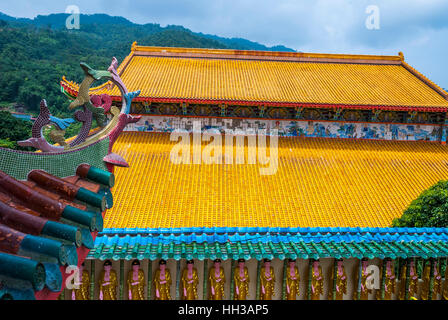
[104, 132, 448, 229]
[62, 45, 448, 109]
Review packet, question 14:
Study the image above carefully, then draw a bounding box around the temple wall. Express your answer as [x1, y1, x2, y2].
[123, 115, 443, 142]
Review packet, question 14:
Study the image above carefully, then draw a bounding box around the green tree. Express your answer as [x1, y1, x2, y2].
[392, 181, 448, 227]
[0, 14, 294, 149]
[0, 138, 16, 149]
[17, 81, 47, 111]
[0, 111, 32, 150]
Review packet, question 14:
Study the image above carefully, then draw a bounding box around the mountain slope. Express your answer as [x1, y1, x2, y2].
[0, 12, 295, 52]
[0, 11, 295, 117]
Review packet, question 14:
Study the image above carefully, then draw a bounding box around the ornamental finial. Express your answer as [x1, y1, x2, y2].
[398, 52, 404, 61]
[131, 41, 138, 52]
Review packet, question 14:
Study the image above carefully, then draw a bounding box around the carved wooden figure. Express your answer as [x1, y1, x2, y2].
[432, 261, 442, 299]
[311, 260, 323, 300]
[181, 260, 199, 300]
[260, 259, 275, 300]
[127, 260, 145, 300]
[233, 259, 250, 300]
[154, 259, 172, 300]
[408, 260, 419, 300]
[208, 259, 225, 300]
[98, 260, 117, 300]
[383, 259, 396, 300]
[285, 259, 300, 300]
[335, 259, 347, 300]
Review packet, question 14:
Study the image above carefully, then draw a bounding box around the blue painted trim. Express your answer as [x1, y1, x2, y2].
[21, 235, 63, 262]
[0, 286, 36, 300]
[49, 116, 75, 130]
[12, 114, 75, 130]
[95, 227, 448, 246]
[0, 252, 46, 291]
[123, 91, 141, 114]
[100, 227, 448, 235]
[12, 114, 33, 121]
[42, 263, 62, 292]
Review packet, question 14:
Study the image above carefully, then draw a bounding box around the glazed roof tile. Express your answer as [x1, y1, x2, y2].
[89, 228, 448, 260]
[0, 146, 115, 300]
[98, 227, 448, 243]
[104, 132, 448, 229]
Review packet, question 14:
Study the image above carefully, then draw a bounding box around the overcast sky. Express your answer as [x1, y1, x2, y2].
[1, 0, 447, 88]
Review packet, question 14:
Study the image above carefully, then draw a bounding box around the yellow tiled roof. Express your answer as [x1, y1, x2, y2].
[105, 132, 448, 229]
[62, 45, 448, 109]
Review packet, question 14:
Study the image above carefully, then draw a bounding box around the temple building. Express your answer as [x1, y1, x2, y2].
[52, 43, 448, 300]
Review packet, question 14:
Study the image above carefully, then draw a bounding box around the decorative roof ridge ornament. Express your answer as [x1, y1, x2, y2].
[131, 41, 138, 52]
[18, 57, 142, 168]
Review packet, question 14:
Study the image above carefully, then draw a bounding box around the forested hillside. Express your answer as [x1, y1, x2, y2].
[0, 12, 294, 117]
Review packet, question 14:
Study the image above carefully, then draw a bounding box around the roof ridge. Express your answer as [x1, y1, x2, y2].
[401, 60, 448, 100]
[130, 42, 403, 64]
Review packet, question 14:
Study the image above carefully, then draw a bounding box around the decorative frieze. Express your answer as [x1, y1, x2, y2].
[131, 102, 445, 125]
[124, 115, 443, 142]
